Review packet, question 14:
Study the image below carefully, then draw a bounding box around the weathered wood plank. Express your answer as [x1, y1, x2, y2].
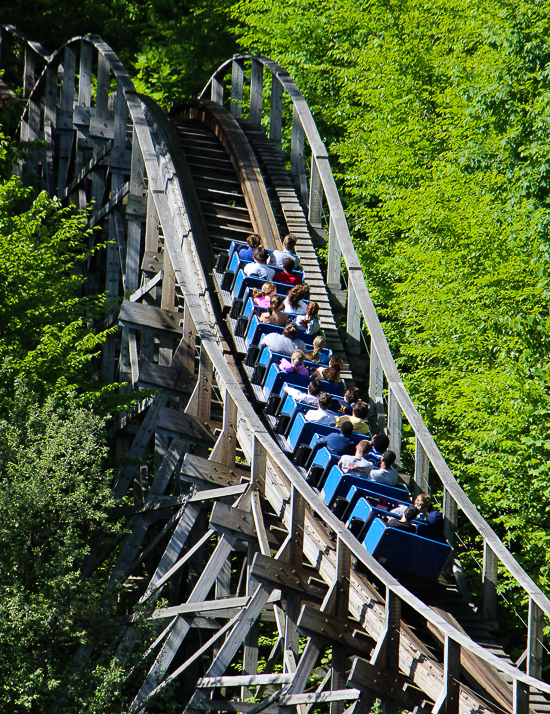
[181, 453, 250, 488]
[297, 604, 373, 654]
[137, 360, 193, 395]
[153, 596, 250, 621]
[250, 553, 327, 603]
[118, 300, 182, 336]
[156, 406, 216, 445]
[197, 673, 294, 688]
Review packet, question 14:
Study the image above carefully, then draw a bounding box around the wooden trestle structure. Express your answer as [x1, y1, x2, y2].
[3, 24, 550, 714]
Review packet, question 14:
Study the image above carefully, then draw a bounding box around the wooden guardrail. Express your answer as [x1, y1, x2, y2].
[2, 25, 548, 712]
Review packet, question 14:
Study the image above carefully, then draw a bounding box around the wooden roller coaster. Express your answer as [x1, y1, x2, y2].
[3, 24, 550, 714]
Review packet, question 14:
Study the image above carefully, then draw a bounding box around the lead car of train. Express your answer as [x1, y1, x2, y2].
[214, 240, 453, 586]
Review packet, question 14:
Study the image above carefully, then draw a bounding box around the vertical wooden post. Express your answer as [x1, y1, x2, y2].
[513, 679, 529, 714]
[23, 45, 36, 98]
[44, 67, 58, 196]
[230, 58, 244, 118]
[368, 342, 385, 433]
[441, 635, 460, 714]
[251, 434, 267, 495]
[414, 437, 429, 495]
[269, 73, 283, 150]
[125, 132, 142, 292]
[528, 598, 544, 679]
[387, 388, 402, 464]
[249, 59, 264, 126]
[211, 74, 223, 104]
[186, 345, 213, 424]
[443, 488, 458, 548]
[327, 215, 342, 289]
[481, 542, 498, 625]
[346, 279, 362, 356]
[331, 536, 351, 714]
[210, 390, 238, 467]
[381, 589, 401, 714]
[180, 302, 197, 375]
[57, 45, 77, 197]
[78, 40, 92, 107]
[291, 106, 308, 206]
[284, 485, 305, 672]
[91, 51, 110, 214]
[308, 157, 323, 228]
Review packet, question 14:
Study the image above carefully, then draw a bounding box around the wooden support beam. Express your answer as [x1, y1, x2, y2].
[133, 532, 240, 706]
[250, 553, 327, 602]
[387, 388, 402, 464]
[346, 281, 362, 356]
[414, 437, 430, 495]
[198, 673, 294, 689]
[308, 157, 323, 228]
[481, 542, 498, 625]
[186, 346, 213, 421]
[113, 392, 169, 499]
[347, 658, 419, 711]
[327, 215, 342, 289]
[297, 604, 373, 654]
[368, 342, 385, 432]
[231, 58, 244, 118]
[443, 488, 458, 548]
[280, 690, 361, 706]
[155, 406, 216, 445]
[78, 40, 93, 107]
[290, 105, 308, 206]
[528, 598, 544, 679]
[513, 679, 529, 714]
[250, 59, 264, 126]
[153, 596, 250, 621]
[433, 635, 460, 714]
[210, 391, 238, 466]
[210, 502, 278, 546]
[137, 360, 193, 396]
[332, 536, 352, 714]
[180, 453, 250, 489]
[118, 300, 183, 336]
[211, 74, 224, 104]
[130, 269, 163, 302]
[269, 73, 283, 149]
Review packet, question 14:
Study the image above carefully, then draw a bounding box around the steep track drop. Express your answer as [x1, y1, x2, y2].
[3, 25, 550, 714]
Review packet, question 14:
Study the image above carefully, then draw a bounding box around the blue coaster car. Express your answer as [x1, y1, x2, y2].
[263, 363, 344, 401]
[321, 466, 410, 510]
[245, 315, 318, 350]
[362, 517, 452, 582]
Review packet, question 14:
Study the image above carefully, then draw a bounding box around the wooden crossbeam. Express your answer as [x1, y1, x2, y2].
[297, 604, 373, 654]
[347, 658, 422, 711]
[137, 360, 193, 396]
[86, 180, 130, 228]
[118, 299, 182, 336]
[181, 453, 250, 488]
[280, 690, 361, 706]
[250, 552, 327, 602]
[156, 406, 216, 445]
[197, 673, 294, 689]
[61, 138, 112, 199]
[130, 270, 164, 302]
[153, 596, 250, 621]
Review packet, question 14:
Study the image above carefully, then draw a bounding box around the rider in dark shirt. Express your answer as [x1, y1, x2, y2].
[386, 505, 419, 533]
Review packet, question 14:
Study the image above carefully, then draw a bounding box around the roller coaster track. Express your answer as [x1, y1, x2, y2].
[2, 24, 550, 714]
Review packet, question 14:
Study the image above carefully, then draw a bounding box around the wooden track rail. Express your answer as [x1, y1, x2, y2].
[2, 25, 550, 714]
